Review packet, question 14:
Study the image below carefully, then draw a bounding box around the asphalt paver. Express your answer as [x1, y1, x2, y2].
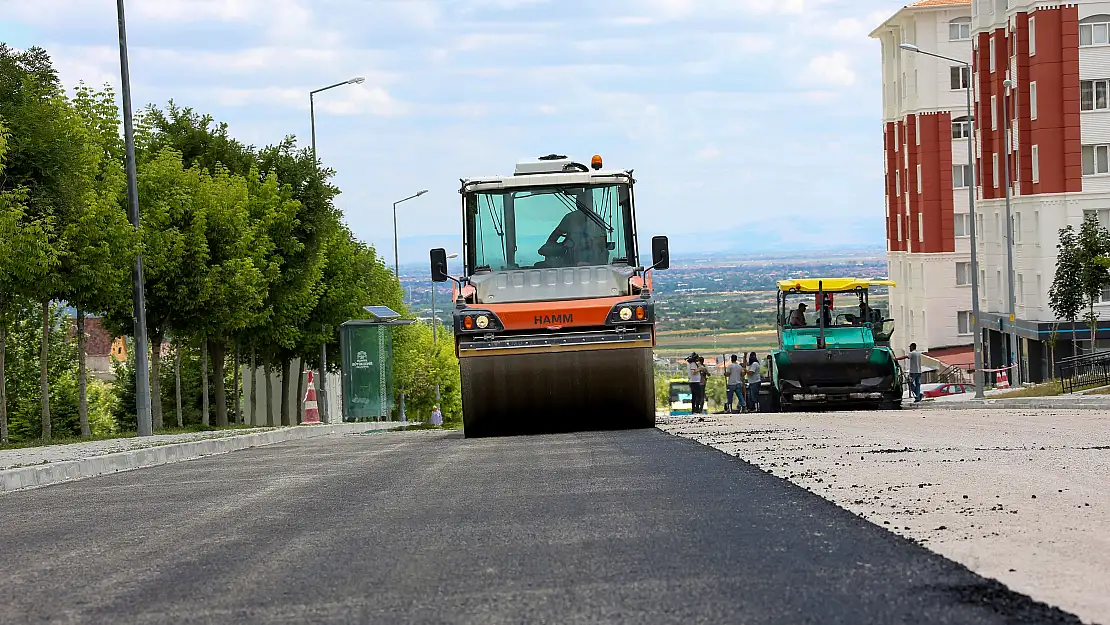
[0, 428, 1086, 624]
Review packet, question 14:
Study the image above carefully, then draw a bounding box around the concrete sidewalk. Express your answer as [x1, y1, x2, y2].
[0, 421, 407, 494]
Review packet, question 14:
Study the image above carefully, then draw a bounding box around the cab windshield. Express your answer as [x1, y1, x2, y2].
[465, 183, 635, 271]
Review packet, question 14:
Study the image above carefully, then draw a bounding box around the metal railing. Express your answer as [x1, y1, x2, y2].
[1058, 350, 1110, 394]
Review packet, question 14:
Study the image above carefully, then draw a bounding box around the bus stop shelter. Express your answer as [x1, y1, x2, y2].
[339, 306, 413, 422]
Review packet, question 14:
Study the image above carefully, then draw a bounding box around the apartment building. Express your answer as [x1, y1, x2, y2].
[971, 0, 1110, 382]
[871, 0, 976, 357]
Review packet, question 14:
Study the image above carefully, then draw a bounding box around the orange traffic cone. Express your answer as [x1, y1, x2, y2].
[996, 366, 1010, 389]
[302, 370, 321, 424]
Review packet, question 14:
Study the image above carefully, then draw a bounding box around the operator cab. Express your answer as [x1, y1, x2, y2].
[455, 154, 655, 305]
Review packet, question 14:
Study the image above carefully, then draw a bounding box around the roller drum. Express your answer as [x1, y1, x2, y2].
[460, 346, 656, 437]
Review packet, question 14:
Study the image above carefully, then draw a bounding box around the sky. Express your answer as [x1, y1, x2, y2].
[0, 0, 907, 263]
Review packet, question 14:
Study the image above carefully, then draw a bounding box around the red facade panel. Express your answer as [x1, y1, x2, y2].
[919, 112, 955, 253]
[884, 121, 900, 252]
[906, 114, 919, 251]
[1021, 5, 1083, 193]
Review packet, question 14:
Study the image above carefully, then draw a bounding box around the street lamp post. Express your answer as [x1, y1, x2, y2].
[116, 0, 154, 434]
[393, 190, 430, 277]
[899, 43, 985, 397]
[1002, 78, 1020, 386]
[432, 253, 459, 405]
[308, 75, 364, 424]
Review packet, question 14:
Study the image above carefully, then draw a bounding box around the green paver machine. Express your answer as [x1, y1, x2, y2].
[769, 278, 902, 412]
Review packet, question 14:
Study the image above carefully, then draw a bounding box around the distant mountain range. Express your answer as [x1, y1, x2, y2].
[386, 221, 885, 269]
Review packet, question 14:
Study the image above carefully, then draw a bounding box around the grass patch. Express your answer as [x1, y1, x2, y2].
[991, 381, 1109, 399]
[0, 424, 263, 452]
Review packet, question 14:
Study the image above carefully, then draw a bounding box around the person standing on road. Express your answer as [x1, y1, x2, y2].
[896, 343, 924, 403]
[697, 356, 711, 413]
[687, 353, 704, 414]
[725, 354, 746, 414]
[746, 352, 762, 412]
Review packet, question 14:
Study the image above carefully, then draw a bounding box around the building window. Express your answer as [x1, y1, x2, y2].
[1080, 22, 1110, 47]
[990, 36, 996, 72]
[953, 164, 973, 188]
[977, 213, 984, 240]
[958, 311, 972, 335]
[1032, 145, 1040, 183]
[952, 116, 971, 139]
[1084, 208, 1110, 230]
[995, 212, 1001, 241]
[1034, 210, 1040, 243]
[950, 66, 971, 90]
[1082, 145, 1110, 175]
[956, 262, 972, 285]
[894, 124, 899, 147]
[1014, 212, 1022, 242]
[991, 95, 997, 129]
[1037, 274, 1043, 306]
[1081, 80, 1110, 111]
[897, 214, 903, 241]
[993, 153, 999, 187]
[918, 213, 924, 243]
[1029, 16, 1037, 56]
[950, 18, 972, 41]
[915, 118, 921, 145]
[917, 164, 922, 193]
[1030, 82, 1038, 119]
[1017, 273, 1024, 304]
[902, 72, 907, 98]
[896, 172, 901, 196]
[955, 213, 971, 237]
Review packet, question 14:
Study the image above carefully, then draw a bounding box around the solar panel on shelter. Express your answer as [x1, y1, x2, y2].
[363, 305, 401, 320]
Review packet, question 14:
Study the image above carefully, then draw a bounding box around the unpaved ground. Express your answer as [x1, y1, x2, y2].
[658, 409, 1110, 625]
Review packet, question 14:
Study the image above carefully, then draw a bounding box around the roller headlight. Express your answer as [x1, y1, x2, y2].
[619, 307, 633, 321]
[606, 300, 654, 325]
[455, 309, 504, 334]
[476, 315, 489, 329]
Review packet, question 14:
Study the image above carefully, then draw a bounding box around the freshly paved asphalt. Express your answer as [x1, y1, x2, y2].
[0, 427, 1086, 625]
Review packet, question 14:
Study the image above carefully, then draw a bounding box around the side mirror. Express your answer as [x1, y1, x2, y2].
[430, 248, 449, 283]
[650, 235, 670, 270]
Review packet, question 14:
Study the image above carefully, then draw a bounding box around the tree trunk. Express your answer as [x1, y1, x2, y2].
[40, 299, 50, 441]
[233, 343, 241, 424]
[0, 320, 8, 444]
[76, 310, 90, 437]
[296, 361, 305, 425]
[201, 338, 210, 426]
[1073, 319, 1079, 358]
[175, 340, 183, 428]
[212, 339, 228, 427]
[250, 348, 257, 426]
[1091, 303, 1099, 352]
[150, 331, 164, 431]
[264, 351, 274, 427]
[280, 358, 291, 426]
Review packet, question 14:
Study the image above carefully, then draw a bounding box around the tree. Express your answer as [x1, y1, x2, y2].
[1049, 225, 1084, 358]
[0, 45, 98, 441]
[1076, 213, 1110, 351]
[0, 127, 57, 443]
[65, 83, 134, 437]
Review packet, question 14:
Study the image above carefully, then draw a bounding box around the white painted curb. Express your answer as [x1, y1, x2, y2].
[0, 422, 403, 494]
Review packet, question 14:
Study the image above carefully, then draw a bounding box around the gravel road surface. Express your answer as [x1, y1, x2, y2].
[0, 427, 1087, 624]
[659, 409, 1110, 625]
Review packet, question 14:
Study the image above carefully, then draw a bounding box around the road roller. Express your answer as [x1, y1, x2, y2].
[430, 153, 670, 437]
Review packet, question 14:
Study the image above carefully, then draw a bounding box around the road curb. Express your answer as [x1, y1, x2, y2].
[915, 397, 1110, 410]
[0, 422, 401, 494]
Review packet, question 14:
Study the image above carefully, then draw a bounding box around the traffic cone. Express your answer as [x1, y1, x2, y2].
[996, 366, 1010, 389]
[302, 370, 321, 424]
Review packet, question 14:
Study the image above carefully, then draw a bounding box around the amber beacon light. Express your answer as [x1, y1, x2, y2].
[591, 154, 603, 170]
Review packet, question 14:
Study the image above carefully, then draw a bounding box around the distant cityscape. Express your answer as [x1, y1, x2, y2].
[397, 250, 889, 334]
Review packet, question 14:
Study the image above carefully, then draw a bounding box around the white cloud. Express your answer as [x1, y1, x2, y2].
[695, 145, 722, 161]
[805, 52, 857, 87]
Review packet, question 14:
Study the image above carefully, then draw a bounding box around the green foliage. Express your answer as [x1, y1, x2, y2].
[1050, 225, 1084, 333]
[0, 303, 96, 442]
[391, 322, 462, 425]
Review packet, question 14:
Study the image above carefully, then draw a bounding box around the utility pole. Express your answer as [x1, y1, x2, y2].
[1003, 79, 1020, 386]
[309, 76, 364, 423]
[117, 0, 153, 436]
